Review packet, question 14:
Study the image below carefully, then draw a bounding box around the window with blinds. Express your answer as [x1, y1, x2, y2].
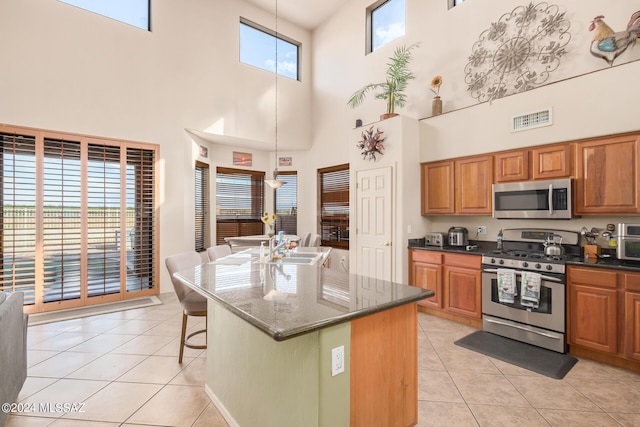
[0, 126, 158, 312]
[216, 167, 264, 245]
[195, 161, 210, 252]
[0, 133, 37, 305]
[275, 171, 297, 235]
[318, 164, 349, 249]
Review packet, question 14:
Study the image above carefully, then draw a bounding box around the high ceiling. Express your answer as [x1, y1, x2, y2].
[244, 0, 345, 30]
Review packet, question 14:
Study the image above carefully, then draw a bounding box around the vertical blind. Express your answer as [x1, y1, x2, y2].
[215, 167, 264, 245]
[318, 164, 350, 249]
[0, 126, 158, 312]
[275, 171, 297, 235]
[194, 161, 209, 252]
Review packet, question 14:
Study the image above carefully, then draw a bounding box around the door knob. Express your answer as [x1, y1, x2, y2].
[383, 242, 391, 246]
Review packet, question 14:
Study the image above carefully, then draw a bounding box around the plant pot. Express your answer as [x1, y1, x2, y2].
[432, 96, 442, 116]
[380, 113, 399, 121]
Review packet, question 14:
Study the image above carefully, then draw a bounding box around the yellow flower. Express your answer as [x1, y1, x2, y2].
[430, 75, 443, 96]
[261, 212, 277, 224]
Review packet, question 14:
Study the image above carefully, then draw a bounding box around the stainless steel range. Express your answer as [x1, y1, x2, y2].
[481, 228, 580, 353]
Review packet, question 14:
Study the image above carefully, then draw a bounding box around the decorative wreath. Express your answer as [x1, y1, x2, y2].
[357, 126, 385, 161]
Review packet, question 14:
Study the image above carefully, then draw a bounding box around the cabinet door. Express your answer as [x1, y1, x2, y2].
[532, 143, 572, 179]
[421, 161, 454, 214]
[575, 134, 640, 214]
[413, 261, 442, 308]
[568, 284, 618, 353]
[454, 156, 493, 215]
[444, 265, 481, 319]
[625, 292, 640, 360]
[494, 150, 529, 182]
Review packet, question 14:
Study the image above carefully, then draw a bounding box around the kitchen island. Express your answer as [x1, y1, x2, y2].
[174, 249, 433, 427]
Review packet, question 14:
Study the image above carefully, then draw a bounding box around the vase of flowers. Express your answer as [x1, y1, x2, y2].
[261, 212, 277, 237]
[430, 76, 443, 116]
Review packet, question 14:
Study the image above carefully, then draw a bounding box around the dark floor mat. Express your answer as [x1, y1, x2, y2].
[454, 331, 577, 379]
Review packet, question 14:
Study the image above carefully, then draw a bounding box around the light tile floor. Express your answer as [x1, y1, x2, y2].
[7, 295, 640, 426]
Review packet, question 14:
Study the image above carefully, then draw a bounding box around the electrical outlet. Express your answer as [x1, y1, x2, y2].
[477, 226, 487, 235]
[331, 345, 345, 376]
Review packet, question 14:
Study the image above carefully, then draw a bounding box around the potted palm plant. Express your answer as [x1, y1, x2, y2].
[347, 43, 420, 120]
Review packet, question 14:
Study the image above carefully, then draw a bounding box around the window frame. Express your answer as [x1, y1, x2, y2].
[366, 0, 406, 54]
[318, 164, 350, 250]
[239, 17, 302, 81]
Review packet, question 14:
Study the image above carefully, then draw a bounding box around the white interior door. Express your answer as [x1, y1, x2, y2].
[355, 166, 393, 281]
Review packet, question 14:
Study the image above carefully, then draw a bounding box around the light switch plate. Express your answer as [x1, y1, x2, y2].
[331, 345, 344, 376]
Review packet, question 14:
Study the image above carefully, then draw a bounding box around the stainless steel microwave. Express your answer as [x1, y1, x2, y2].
[492, 178, 573, 219]
[617, 223, 640, 261]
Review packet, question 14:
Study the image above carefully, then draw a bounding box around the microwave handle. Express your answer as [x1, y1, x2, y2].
[548, 183, 554, 215]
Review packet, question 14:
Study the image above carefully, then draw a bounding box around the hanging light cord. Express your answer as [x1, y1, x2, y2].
[274, 0, 279, 179]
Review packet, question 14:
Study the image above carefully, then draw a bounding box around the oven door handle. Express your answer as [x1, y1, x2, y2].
[484, 317, 563, 340]
[483, 268, 563, 283]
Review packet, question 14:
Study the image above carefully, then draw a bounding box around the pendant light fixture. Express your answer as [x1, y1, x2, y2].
[265, 0, 286, 190]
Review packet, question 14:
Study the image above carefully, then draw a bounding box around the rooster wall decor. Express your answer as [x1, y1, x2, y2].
[589, 11, 640, 65]
[357, 126, 385, 161]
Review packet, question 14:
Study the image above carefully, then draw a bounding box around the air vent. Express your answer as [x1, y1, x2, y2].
[511, 108, 553, 132]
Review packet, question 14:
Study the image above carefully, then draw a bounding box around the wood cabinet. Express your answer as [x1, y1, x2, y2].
[575, 134, 640, 214]
[455, 156, 493, 215]
[409, 249, 442, 308]
[420, 156, 492, 216]
[531, 143, 572, 179]
[421, 160, 454, 214]
[409, 249, 481, 324]
[443, 253, 482, 319]
[568, 266, 640, 370]
[568, 267, 618, 353]
[494, 150, 529, 182]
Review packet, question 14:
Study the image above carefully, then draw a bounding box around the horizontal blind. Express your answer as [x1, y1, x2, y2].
[87, 143, 121, 297]
[216, 167, 264, 245]
[126, 147, 156, 292]
[42, 138, 82, 303]
[195, 162, 209, 252]
[275, 171, 297, 235]
[319, 164, 349, 249]
[0, 133, 37, 304]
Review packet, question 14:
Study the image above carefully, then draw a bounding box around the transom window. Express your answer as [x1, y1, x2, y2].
[239, 18, 300, 81]
[367, 0, 406, 53]
[58, 0, 151, 31]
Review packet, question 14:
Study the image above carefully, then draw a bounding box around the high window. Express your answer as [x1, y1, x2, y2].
[0, 125, 158, 313]
[239, 18, 300, 81]
[367, 0, 406, 53]
[195, 162, 210, 252]
[58, 0, 151, 31]
[274, 171, 297, 235]
[215, 168, 265, 245]
[448, 0, 465, 9]
[318, 164, 349, 250]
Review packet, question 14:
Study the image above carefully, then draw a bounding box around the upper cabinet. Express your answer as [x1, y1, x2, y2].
[421, 156, 492, 215]
[532, 143, 572, 179]
[494, 150, 529, 182]
[575, 134, 640, 214]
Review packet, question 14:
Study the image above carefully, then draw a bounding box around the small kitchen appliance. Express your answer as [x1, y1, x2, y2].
[617, 223, 640, 261]
[448, 227, 469, 246]
[424, 232, 448, 247]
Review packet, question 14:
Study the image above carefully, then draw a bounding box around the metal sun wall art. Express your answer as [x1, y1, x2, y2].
[465, 2, 571, 103]
[357, 126, 385, 161]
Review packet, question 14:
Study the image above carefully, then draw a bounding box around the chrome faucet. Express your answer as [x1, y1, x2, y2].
[268, 236, 287, 261]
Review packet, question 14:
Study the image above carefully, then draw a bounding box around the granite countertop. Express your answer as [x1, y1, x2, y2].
[408, 241, 640, 272]
[174, 249, 434, 341]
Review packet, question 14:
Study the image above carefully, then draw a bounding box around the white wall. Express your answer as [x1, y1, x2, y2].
[0, 0, 313, 293]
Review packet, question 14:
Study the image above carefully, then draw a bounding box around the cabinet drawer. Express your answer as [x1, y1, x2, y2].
[411, 250, 442, 264]
[568, 266, 617, 289]
[443, 253, 481, 269]
[624, 272, 640, 292]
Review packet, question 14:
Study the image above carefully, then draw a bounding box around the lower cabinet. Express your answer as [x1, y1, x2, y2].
[409, 249, 481, 324]
[567, 266, 640, 368]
